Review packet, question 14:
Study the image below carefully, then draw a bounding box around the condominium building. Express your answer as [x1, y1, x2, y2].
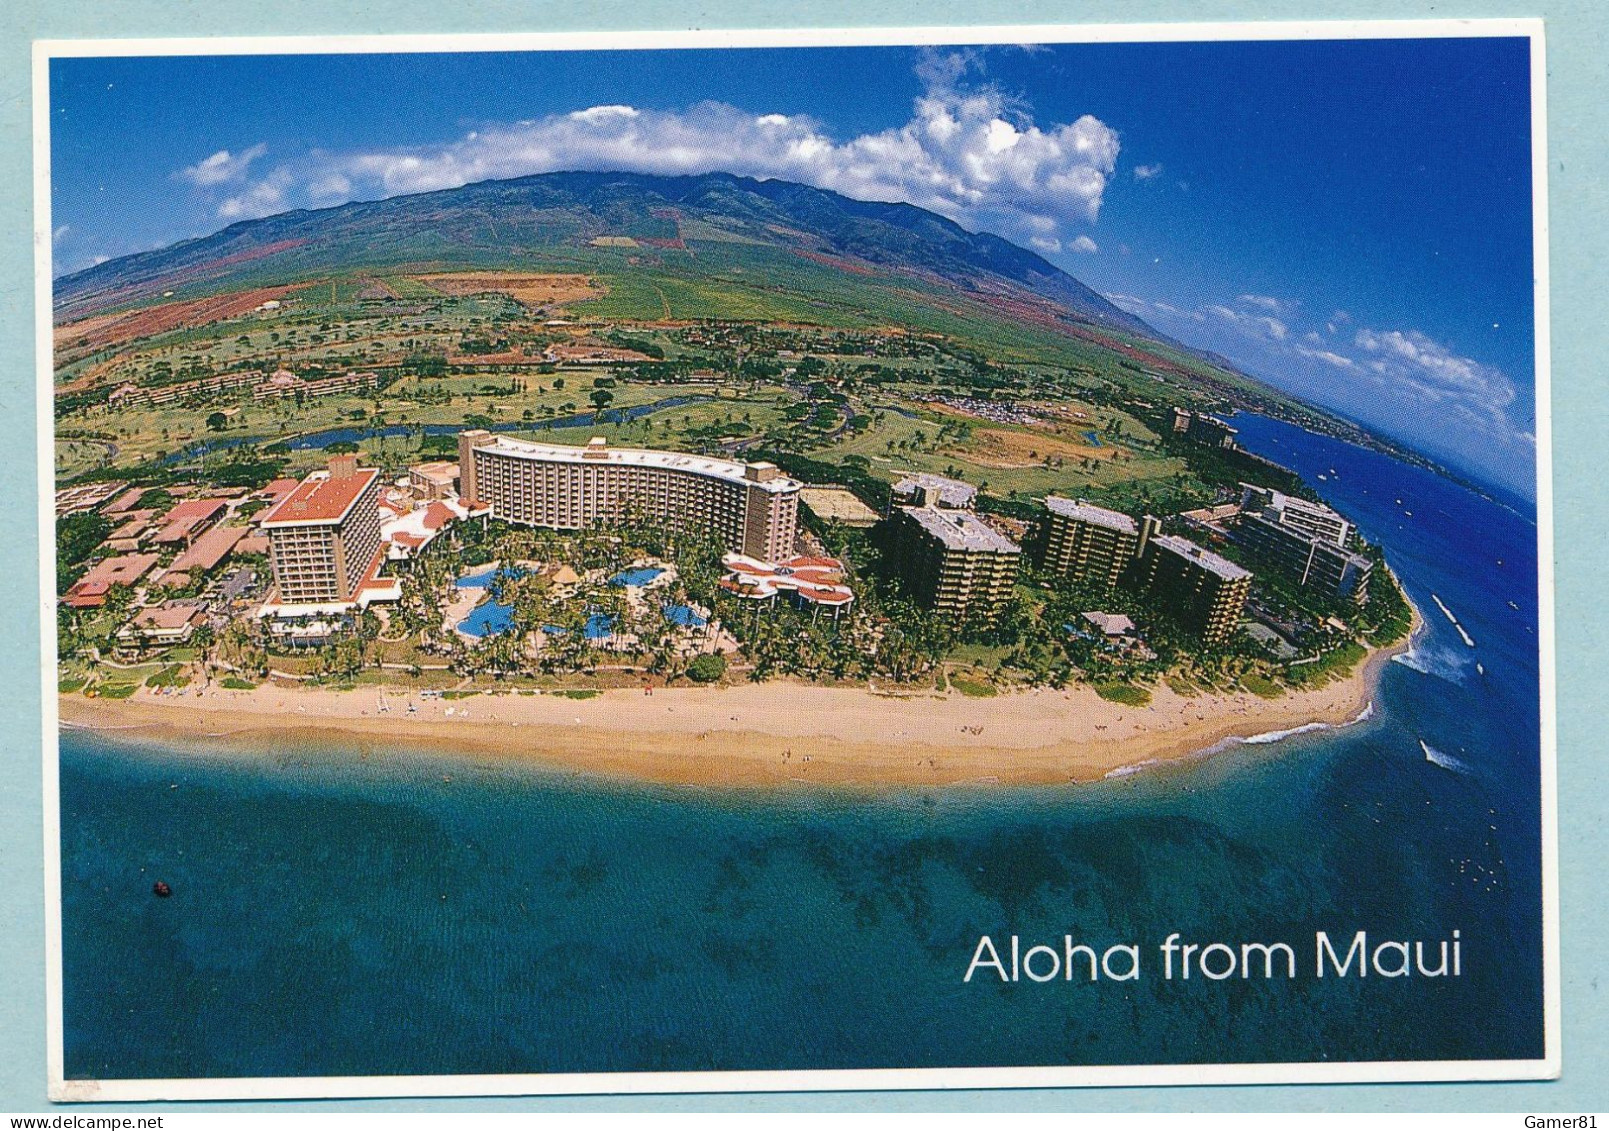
[458, 431, 800, 560]
[260, 455, 387, 608]
[1171, 407, 1240, 450]
[883, 505, 1021, 624]
[1235, 512, 1373, 602]
[1035, 497, 1140, 589]
[1240, 484, 1354, 547]
[1134, 520, 1253, 646]
[890, 472, 977, 511]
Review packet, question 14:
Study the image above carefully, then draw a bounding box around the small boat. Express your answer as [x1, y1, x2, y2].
[1508, 600, 1520, 611]
[1476, 662, 1486, 676]
[152, 881, 172, 898]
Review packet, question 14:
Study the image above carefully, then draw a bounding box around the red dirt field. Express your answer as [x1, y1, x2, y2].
[54, 283, 317, 384]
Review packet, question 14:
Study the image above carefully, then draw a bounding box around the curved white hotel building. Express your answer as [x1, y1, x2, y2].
[458, 430, 801, 560]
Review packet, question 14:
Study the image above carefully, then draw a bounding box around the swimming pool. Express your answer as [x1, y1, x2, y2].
[662, 604, 707, 628]
[454, 567, 529, 589]
[458, 600, 514, 637]
[609, 567, 664, 588]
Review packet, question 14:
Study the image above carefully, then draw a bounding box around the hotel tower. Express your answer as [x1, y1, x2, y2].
[457, 431, 801, 560]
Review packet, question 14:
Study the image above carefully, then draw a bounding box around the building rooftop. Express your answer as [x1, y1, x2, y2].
[170, 525, 246, 573]
[132, 603, 204, 631]
[1242, 483, 1343, 521]
[901, 506, 1022, 554]
[101, 487, 147, 516]
[411, 460, 458, 482]
[468, 434, 802, 494]
[1150, 534, 1252, 581]
[1239, 513, 1373, 567]
[1044, 496, 1138, 533]
[1083, 611, 1136, 636]
[64, 553, 162, 606]
[259, 478, 303, 506]
[892, 472, 977, 508]
[721, 552, 855, 606]
[262, 468, 380, 527]
[162, 497, 228, 526]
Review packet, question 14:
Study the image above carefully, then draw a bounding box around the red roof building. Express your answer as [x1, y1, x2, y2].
[152, 498, 228, 545]
[720, 552, 855, 614]
[169, 525, 246, 574]
[260, 456, 387, 608]
[63, 553, 161, 608]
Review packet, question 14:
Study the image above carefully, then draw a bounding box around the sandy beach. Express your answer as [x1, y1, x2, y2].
[58, 626, 1413, 787]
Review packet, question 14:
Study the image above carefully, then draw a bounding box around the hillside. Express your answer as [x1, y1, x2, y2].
[57, 171, 1149, 332]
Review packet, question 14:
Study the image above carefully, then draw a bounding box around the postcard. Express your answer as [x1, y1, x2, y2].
[35, 20, 1557, 1101]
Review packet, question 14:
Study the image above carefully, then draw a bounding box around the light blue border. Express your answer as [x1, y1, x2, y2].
[5, 0, 1603, 1113]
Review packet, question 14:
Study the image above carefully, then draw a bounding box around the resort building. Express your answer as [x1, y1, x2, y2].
[63, 552, 161, 609]
[54, 481, 128, 517]
[168, 524, 247, 577]
[890, 472, 977, 511]
[883, 505, 1021, 624]
[115, 602, 206, 654]
[259, 455, 394, 612]
[1240, 484, 1355, 547]
[151, 497, 229, 547]
[1035, 497, 1141, 589]
[381, 497, 487, 564]
[1234, 511, 1373, 602]
[409, 461, 460, 501]
[1171, 407, 1240, 450]
[1133, 520, 1253, 646]
[457, 431, 801, 560]
[720, 553, 855, 617]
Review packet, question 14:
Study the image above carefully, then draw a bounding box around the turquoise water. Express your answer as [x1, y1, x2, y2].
[610, 567, 665, 588]
[663, 603, 706, 627]
[59, 418, 1545, 1079]
[455, 567, 528, 590]
[457, 600, 514, 638]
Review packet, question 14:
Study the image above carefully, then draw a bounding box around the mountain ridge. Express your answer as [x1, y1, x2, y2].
[56, 169, 1155, 338]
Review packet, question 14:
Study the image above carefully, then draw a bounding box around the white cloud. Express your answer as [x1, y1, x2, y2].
[307, 171, 353, 202]
[1206, 303, 1288, 342]
[1352, 327, 1517, 419]
[1293, 343, 1355, 369]
[217, 167, 293, 221]
[1132, 163, 1164, 181]
[180, 142, 268, 187]
[1069, 235, 1098, 254]
[52, 224, 70, 245]
[1237, 293, 1295, 315]
[203, 52, 1118, 253]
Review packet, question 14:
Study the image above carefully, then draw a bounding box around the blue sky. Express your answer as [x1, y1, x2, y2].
[48, 38, 1538, 498]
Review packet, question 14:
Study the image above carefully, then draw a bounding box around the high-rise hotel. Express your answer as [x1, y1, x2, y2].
[1034, 497, 1141, 589]
[260, 454, 386, 609]
[457, 431, 801, 560]
[883, 504, 1022, 625]
[1133, 518, 1254, 647]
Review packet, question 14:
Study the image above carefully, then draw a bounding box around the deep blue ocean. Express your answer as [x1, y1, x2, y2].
[59, 415, 1546, 1079]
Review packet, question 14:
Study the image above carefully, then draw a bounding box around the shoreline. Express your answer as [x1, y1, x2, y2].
[58, 622, 1416, 789]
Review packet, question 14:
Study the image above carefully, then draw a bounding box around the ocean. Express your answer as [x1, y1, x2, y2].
[58, 415, 1546, 1080]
